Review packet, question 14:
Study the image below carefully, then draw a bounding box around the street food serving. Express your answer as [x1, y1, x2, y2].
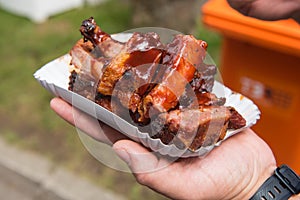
[68, 17, 246, 152]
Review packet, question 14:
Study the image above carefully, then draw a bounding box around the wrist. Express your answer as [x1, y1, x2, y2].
[225, 129, 278, 200]
[245, 165, 276, 199]
[249, 165, 300, 200]
[231, 164, 276, 200]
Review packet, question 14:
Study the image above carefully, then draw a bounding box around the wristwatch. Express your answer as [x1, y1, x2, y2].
[250, 164, 300, 200]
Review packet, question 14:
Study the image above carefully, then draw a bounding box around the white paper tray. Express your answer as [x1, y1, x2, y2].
[34, 54, 260, 158]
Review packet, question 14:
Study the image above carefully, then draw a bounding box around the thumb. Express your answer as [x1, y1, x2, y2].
[112, 140, 168, 174]
[113, 140, 179, 196]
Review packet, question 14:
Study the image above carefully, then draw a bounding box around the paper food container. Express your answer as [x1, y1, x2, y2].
[34, 34, 260, 158]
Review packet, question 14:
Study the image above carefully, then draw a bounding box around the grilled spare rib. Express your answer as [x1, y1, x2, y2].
[68, 17, 246, 151]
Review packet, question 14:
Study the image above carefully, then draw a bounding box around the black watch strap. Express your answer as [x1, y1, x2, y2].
[250, 165, 300, 200]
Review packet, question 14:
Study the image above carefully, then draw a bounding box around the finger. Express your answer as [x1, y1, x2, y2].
[228, 0, 300, 21]
[50, 97, 75, 125]
[50, 97, 127, 144]
[251, 0, 300, 21]
[227, 0, 254, 15]
[113, 140, 174, 176]
[113, 140, 160, 172]
[113, 140, 191, 199]
[50, 97, 102, 139]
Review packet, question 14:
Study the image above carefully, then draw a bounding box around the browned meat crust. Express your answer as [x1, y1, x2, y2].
[68, 17, 246, 152]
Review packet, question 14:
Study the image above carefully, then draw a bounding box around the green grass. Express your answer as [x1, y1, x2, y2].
[0, 1, 168, 199]
[0, 1, 221, 199]
[0, 0, 134, 139]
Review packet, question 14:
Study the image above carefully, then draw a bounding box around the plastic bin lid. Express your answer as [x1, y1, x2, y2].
[201, 0, 300, 57]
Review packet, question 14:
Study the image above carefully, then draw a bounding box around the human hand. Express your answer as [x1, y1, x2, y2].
[50, 97, 277, 199]
[227, 0, 300, 23]
[112, 129, 277, 200]
[50, 97, 128, 145]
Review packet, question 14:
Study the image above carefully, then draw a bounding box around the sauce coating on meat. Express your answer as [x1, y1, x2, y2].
[68, 17, 246, 151]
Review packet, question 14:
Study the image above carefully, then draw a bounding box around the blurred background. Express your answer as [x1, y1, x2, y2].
[0, 0, 221, 199]
[1, 0, 299, 199]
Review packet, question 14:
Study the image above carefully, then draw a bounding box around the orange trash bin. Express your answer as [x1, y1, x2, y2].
[201, 0, 300, 173]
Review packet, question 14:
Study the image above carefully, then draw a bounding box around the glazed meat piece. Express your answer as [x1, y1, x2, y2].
[69, 17, 126, 99]
[69, 40, 110, 100]
[80, 17, 125, 58]
[195, 92, 226, 106]
[69, 70, 98, 101]
[179, 90, 226, 109]
[112, 62, 159, 114]
[191, 63, 217, 93]
[97, 32, 163, 96]
[152, 106, 245, 151]
[70, 39, 109, 78]
[140, 35, 208, 121]
[68, 17, 247, 152]
[228, 106, 247, 129]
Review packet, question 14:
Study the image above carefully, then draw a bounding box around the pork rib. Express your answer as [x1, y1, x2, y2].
[151, 106, 245, 151]
[68, 17, 247, 152]
[97, 32, 164, 96]
[140, 35, 208, 121]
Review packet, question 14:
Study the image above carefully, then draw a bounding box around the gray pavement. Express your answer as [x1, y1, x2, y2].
[0, 164, 65, 200]
[0, 137, 125, 200]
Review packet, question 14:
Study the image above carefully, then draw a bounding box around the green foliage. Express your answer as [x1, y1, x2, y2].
[0, 0, 133, 131]
[0, 1, 221, 199]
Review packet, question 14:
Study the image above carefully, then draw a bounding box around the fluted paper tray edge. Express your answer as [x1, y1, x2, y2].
[34, 54, 260, 157]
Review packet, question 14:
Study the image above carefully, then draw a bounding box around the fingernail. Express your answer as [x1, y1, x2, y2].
[115, 148, 131, 165]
